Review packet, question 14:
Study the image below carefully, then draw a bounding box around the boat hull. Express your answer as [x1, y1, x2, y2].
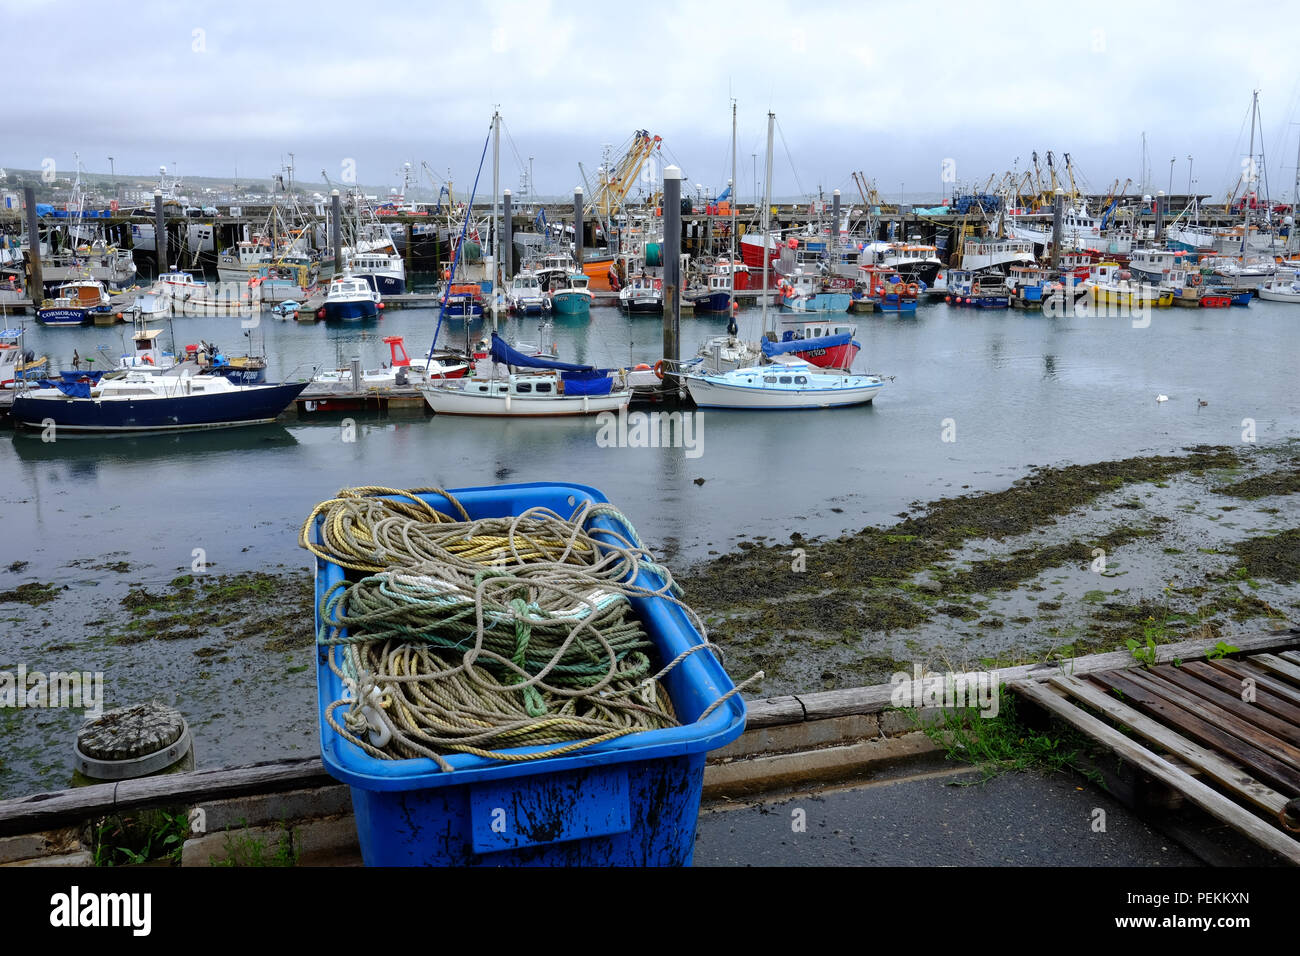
[685, 375, 882, 409]
[12, 381, 308, 432]
[323, 300, 379, 322]
[690, 291, 733, 313]
[550, 292, 592, 315]
[620, 297, 663, 314]
[37, 307, 100, 326]
[779, 293, 851, 313]
[784, 341, 860, 370]
[421, 385, 630, 417]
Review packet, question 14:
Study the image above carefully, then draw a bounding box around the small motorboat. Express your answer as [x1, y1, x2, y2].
[682, 356, 886, 409]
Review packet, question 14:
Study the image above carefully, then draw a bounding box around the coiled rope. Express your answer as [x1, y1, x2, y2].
[300, 486, 758, 770]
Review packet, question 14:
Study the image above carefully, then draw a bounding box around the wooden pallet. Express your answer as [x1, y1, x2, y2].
[1012, 643, 1300, 866]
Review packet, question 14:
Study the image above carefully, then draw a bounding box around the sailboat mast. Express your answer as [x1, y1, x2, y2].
[492, 109, 501, 327]
[1243, 90, 1257, 255]
[729, 99, 737, 311]
[760, 111, 774, 338]
[1292, 126, 1300, 255]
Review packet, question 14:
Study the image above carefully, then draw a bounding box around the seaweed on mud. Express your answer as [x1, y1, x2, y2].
[1229, 529, 1300, 584]
[680, 447, 1236, 611]
[1213, 466, 1300, 500]
[0, 582, 64, 607]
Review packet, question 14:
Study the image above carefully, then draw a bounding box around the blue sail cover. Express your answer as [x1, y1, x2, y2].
[54, 381, 92, 398]
[489, 332, 595, 372]
[761, 331, 857, 358]
[560, 370, 614, 395]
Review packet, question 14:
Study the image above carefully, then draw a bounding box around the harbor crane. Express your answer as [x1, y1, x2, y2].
[589, 131, 662, 221]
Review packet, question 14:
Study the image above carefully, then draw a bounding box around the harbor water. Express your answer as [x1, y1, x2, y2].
[2, 299, 1298, 798]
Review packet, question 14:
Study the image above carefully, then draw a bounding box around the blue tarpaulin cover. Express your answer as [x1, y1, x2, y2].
[490, 331, 595, 372]
[762, 331, 857, 358]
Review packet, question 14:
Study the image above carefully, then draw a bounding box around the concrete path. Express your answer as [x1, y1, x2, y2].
[695, 765, 1202, 866]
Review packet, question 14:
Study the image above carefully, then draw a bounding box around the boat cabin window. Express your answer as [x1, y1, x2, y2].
[763, 376, 778, 384]
[794, 376, 808, 384]
[536, 382, 551, 393]
[515, 382, 532, 393]
[779, 376, 792, 384]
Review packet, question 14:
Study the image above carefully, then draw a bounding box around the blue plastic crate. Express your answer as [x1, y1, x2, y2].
[311, 481, 747, 865]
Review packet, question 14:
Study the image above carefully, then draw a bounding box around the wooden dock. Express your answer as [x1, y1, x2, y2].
[1012, 632, 1300, 865]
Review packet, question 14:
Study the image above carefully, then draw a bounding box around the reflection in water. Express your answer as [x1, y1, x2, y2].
[1043, 354, 1057, 379]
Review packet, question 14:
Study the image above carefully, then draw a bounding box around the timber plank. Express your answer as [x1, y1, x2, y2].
[1049, 674, 1288, 815]
[1117, 668, 1300, 772]
[1252, 654, 1300, 686]
[1014, 680, 1300, 865]
[1208, 659, 1300, 706]
[1144, 665, 1300, 745]
[1180, 661, 1300, 725]
[1093, 671, 1300, 796]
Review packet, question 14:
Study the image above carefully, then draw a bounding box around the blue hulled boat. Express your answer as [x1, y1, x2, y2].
[12, 364, 308, 433]
[322, 273, 381, 322]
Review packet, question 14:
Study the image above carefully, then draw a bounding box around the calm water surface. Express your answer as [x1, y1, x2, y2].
[1, 299, 1297, 796]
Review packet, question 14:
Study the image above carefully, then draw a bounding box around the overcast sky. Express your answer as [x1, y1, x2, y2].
[6, 0, 1300, 202]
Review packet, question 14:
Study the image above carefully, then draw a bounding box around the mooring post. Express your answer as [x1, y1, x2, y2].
[573, 187, 584, 268]
[22, 185, 42, 300]
[831, 188, 841, 258]
[331, 189, 343, 275]
[503, 189, 513, 282]
[662, 165, 682, 394]
[154, 188, 167, 277]
[1051, 188, 1063, 271]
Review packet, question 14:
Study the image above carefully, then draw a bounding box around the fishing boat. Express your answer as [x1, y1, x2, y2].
[250, 253, 320, 305]
[321, 273, 382, 321]
[859, 265, 917, 313]
[1128, 248, 1192, 284]
[549, 273, 594, 315]
[688, 271, 737, 313]
[958, 237, 1036, 273]
[12, 364, 308, 433]
[0, 330, 45, 388]
[1205, 255, 1276, 293]
[442, 282, 485, 318]
[1084, 262, 1174, 309]
[37, 280, 113, 326]
[947, 271, 1011, 309]
[880, 242, 944, 284]
[683, 356, 884, 409]
[739, 229, 782, 271]
[1006, 265, 1048, 309]
[420, 332, 628, 417]
[1159, 267, 1230, 308]
[1258, 269, 1300, 303]
[618, 274, 663, 313]
[507, 271, 551, 314]
[777, 270, 852, 313]
[347, 249, 406, 296]
[150, 269, 255, 318]
[762, 316, 860, 370]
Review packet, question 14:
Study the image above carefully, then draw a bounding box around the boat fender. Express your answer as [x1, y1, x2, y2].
[653, 360, 665, 380]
